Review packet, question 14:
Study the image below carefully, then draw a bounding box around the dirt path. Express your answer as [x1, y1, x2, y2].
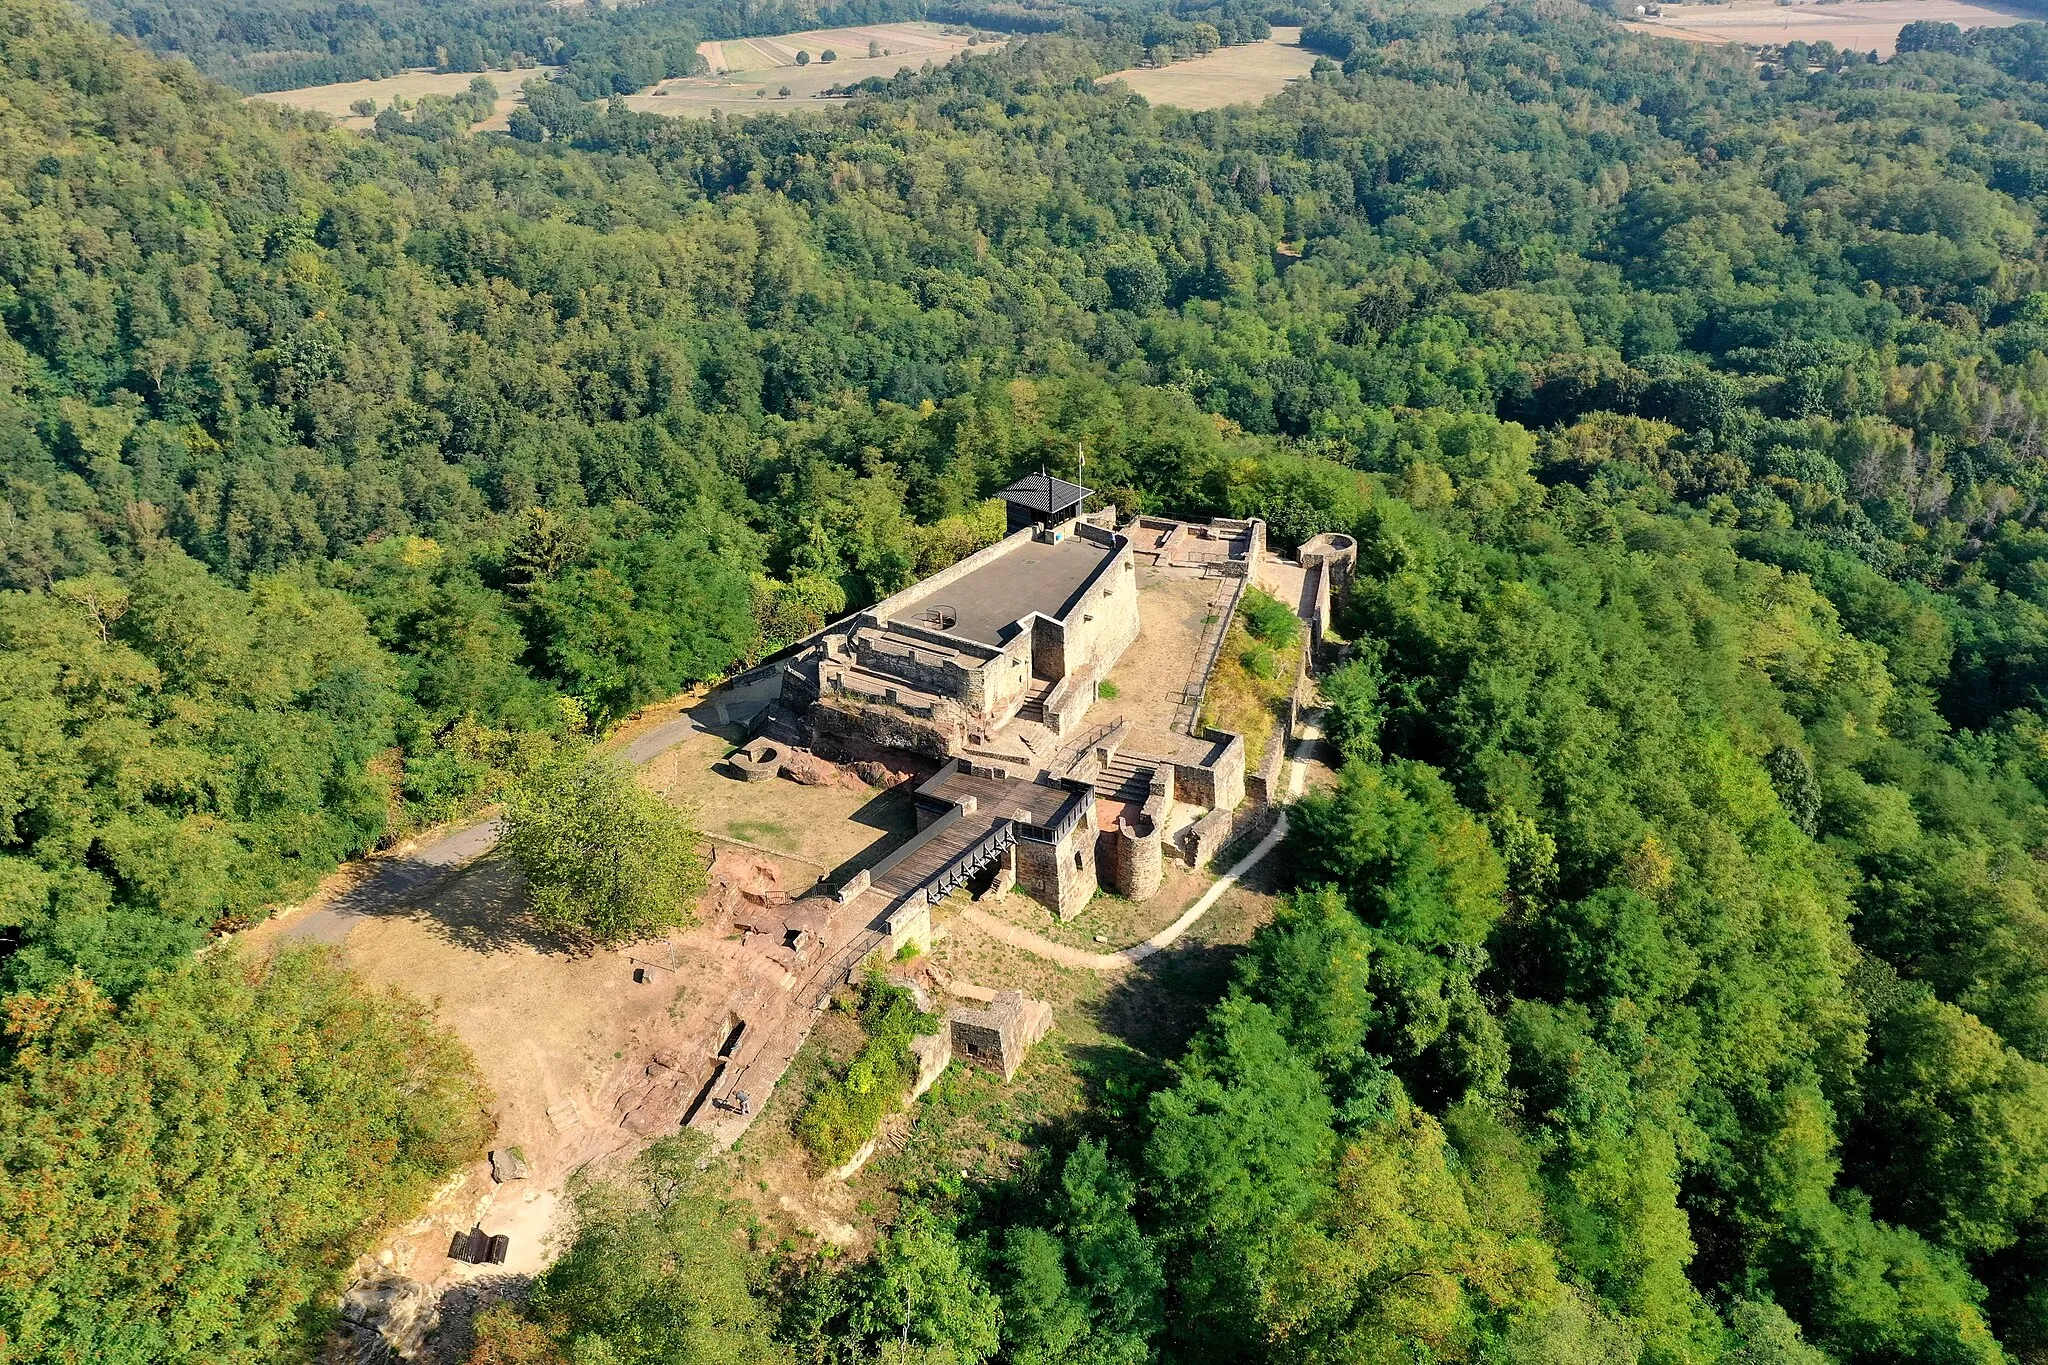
[271, 670, 786, 948]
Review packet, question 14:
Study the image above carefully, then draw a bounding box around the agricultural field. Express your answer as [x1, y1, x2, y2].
[644, 22, 999, 116]
[1098, 27, 1318, 110]
[245, 67, 533, 130]
[693, 21, 972, 74]
[1623, 0, 2036, 56]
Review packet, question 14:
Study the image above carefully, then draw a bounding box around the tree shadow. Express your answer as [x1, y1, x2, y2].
[347, 853, 593, 958]
[823, 785, 925, 886]
[1087, 935, 1245, 1060]
[424, 1274, 535, 1365]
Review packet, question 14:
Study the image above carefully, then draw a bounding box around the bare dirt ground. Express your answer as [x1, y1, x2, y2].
[1090, 569, 1225, 752]
[1099, 28, 1319, 110]
[1623, 0, 2036, 56]
[239, 683, 919, 1290]
[642, 23, 1002, 117]
[246, 69, 534, 131]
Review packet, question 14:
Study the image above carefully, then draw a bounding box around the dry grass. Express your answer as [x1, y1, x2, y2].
[727, 827, 1287, 1254]
[1623, 0, 2035, 57]
[1099, 27, 1319, 110]
[1199, 616, 1301, 763]
[649, 22, 1001, 117]
[245, 68, 537, 131]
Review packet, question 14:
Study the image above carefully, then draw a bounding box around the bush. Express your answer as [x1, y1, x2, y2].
[1320, 657, 1384, 763]
[1099, 679, 1120, 700]
[1241, 588, 1301, 648]
[1243, 645, 1278, 680]
[794, 977, 939, 1166]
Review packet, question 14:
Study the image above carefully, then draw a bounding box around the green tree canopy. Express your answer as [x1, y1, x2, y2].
[499, 746, 707, 944]
[0, 951, 490, 1364]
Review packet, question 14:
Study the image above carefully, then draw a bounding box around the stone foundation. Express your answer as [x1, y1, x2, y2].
[811, 696, 967, 762]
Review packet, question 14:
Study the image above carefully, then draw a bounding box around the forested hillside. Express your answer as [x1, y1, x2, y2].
[75, 0, 1274, 93]
[9, 0, 2048, 1357]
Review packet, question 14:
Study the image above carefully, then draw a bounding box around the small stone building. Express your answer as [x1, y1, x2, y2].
[947, 990, 1053, 1081]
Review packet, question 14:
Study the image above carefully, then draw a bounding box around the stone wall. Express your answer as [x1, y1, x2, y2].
[1171, 730, 1245, 814]
[811, 696, 967, 762]
[1177, 806, 1236, 868]
[1015, 800, 1099, 919]
[1031, 613, 1067, 681]
[1245, 720, 1288, 808]
[1059, 543, 1141, 683]
[1102, 765, 1171, 902]
[869, 523, 1042, 620]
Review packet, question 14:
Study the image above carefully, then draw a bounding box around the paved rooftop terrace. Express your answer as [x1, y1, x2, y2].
[888, 533, 1116, 647]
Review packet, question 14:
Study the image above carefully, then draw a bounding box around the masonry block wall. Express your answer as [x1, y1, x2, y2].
[811, 697, 967, 761]
[1015, 802, 1099, 919]
[1106, 818, 1166, 902]
[1057, 543, 1141, 688]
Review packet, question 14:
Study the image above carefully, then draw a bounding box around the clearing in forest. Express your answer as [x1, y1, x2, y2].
[246, 68, 532, 130]
[1099, 27, 1319, 110]
[653, 22, 999, 116]
[1623, 0, 2035, 57]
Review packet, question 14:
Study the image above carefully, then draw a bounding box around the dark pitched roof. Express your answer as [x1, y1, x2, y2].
[997, 472, 1091, 514]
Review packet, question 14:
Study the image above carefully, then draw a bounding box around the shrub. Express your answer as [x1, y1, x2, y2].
[1242, 645, 1278, 680]
[1099, 679, 1120, 700]
[1240, 588, 1301, 648]
[794, 977, 939, 1166]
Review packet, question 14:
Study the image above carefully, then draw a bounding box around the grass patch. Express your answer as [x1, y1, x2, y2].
[1198, 615, 1301, 760]
[1240, 587, 1301, 648]
[1097, 679, 1119, 700]
[726, 819, 792, 845]
[792, 975, 939, 1168]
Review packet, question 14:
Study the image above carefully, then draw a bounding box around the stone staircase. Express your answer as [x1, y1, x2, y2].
[1094, 753, 1158, 804]
[1017, 678, 1056, 725]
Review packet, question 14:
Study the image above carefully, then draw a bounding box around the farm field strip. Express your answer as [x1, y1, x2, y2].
[1622, 0, 2036, 57]
[1099, 28, 1318, 111]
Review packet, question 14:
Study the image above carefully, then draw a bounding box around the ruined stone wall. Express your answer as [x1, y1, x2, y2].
[1015, 801, 1099, 919]
[1031, 614, 1067, 682]
[1102, 766, 1170, 902]
[853, 636, 971, 703]
[1172, 731, 1245, 813]
[1104, 818, 1165, 902]
[1058, 546, 1140, 686]
[811, 696, 966, 762]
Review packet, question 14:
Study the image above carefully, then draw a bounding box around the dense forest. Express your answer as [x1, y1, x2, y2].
[10, 0, 2048, 1358]
[76, 0, 1275, 93]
